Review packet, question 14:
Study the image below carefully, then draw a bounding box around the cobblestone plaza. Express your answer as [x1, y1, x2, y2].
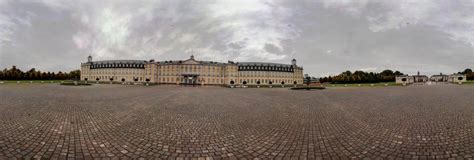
[0, 84, 473, 159]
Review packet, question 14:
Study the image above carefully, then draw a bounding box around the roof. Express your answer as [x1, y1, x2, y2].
[449, 74, 465, 77]
[431, 75, 448, 77]
[238, 62, 292, 67]
[90, 60, 148, 64]
[237, 62, 303, 70]
[157, 60, 227, 65]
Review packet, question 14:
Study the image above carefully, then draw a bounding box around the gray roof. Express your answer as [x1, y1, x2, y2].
[238, 62, 292, 67]
[90, 60, 148, 64]
[86, 58, 303, 69]
[157, 60, 227, 65]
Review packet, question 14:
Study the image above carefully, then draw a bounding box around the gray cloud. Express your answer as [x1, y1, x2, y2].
[0, 0, 473, 77]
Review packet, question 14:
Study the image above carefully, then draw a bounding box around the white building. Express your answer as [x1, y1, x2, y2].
[395, 72, 428, 85]
[448, 74, 467, 84]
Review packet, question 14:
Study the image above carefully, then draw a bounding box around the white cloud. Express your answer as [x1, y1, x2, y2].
[358, 67, 377, 72]
[1, 0, 472, 75]
[207, 0, 298, 61]
[95, 8, 131, 47]
[366, 0, 438, 32]
[72, 31, 92, 49]
[0, 14, 14, 45]
[322, 0, 369, 16]
[323, 0, 474, 46]
[0, 2, 35, 46]
[178, 33, 195, 43]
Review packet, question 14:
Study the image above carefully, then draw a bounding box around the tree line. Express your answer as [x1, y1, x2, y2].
[0, 66, 80, 80]
[320, 69, 404, 84]
[458, 68, 473, 80]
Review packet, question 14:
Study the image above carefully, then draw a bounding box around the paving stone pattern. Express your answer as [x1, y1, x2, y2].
[0, 84, 473, 159]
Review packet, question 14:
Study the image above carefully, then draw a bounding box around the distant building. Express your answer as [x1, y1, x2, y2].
[395, 71, 428, 85]
[413, 72, 429, 83]
[80, 55, 304, 86]
[430, 73, 448, 82]
[398, 72, 467, 85]
[448, 74, 467, 84]
[303, 74, 320, 85]
[395, 75, 414, 84]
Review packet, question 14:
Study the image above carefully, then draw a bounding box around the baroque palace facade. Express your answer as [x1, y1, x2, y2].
[80, 55, 304, 86]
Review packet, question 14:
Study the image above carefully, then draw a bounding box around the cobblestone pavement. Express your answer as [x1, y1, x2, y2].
[0, 84, 473, 159]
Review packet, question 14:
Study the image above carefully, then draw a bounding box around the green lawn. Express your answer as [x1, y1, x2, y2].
[464, 80, 474, 85]
[0, 80, 74, 84]
[322, 82, 401, 87]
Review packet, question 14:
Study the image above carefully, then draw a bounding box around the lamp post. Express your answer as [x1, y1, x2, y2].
[74, 76, 78, 85]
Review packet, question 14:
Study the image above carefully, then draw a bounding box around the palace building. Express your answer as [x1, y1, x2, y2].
[80, 55, 304, 86]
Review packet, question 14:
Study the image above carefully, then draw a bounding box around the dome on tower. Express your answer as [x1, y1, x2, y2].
[87, 55, 92, 62]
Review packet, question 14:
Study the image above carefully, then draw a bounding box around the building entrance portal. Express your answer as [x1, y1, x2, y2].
[182, 74, 199, 86]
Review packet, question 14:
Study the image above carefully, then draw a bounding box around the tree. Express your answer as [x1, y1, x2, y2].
[459, 68, 473, 80]
[305, 76, 311, 85]
[69, 70, 81, 80]
[321, 69, 404, 84]
[462, 68, 472, 74]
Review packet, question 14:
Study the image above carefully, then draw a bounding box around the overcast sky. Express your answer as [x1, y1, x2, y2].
[0, 0, 473, 77]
